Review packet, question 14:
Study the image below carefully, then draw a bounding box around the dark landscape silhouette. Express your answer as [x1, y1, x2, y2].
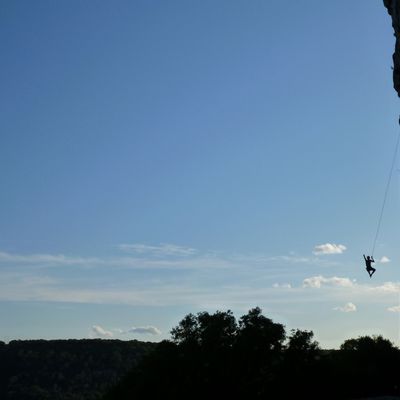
[105, 307, 400, 400]
[1, 307, 399, 399]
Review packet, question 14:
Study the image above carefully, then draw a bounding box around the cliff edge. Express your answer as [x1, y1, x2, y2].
[384, 0, 400, 96]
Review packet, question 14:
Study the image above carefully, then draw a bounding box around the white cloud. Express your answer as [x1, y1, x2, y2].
[126, 326, 162, 335]
[334, 302, 357, 312]
[313, 243, 346, 255]
[379, 256, 391, 263]
[387, 305, 400, 312]
[272, 283, 292, 289]
[303, 276, 324, 288]
[91, 325, 113, 338]
[303, 276, 353, 288]
[118, 243, 197, 257]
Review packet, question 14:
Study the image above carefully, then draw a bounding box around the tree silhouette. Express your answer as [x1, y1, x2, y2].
[104, 309, 400, 399]
[279, 329, 321, 398]
[233, 307, 286, 397]
[170, 313, 199, 345]
[336, 335, 400, 398]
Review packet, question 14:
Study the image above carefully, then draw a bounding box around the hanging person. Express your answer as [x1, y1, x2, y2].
[363, 254, 376, 278]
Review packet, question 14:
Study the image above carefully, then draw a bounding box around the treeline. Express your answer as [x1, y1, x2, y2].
[105, 308, 400, 400]
[1, 309, 399, 399]
[0, 339, 155, 400]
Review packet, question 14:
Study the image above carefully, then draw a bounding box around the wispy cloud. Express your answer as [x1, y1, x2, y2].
[303, 275, 400, 294]
[387, 305, 400, 312]
[1, 269, 399, 314]
[379, 256, 391, 264]
[267, 255, 312, 263]
[313, 243, 346, 255]
[2, 246, 398, 313]
[0, 251, 101, 266]
[369, 282, 400, 294]
[334, 302, 357, 312]
[91, 325, 113, 338]
[234, 253, 340, 269]
[0, 246, 249, 272]
[0, 250, 231, 271]
[0, 247, 341, 273]
[118, 243, 197, 257]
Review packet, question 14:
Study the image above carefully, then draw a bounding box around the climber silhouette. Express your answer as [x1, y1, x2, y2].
[363, 255, 376, 278]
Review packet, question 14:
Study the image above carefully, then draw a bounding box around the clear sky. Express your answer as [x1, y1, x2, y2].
[1, 0, 400, 348]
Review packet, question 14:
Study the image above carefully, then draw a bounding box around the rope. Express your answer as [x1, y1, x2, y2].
[398, 286, 400, 347]
[371, 116, 400, 257]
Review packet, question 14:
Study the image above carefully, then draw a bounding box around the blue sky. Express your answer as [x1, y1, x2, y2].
[1, 0, 400, 348]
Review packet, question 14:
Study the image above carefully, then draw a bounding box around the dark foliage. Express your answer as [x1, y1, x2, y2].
[0, 339, 155, 400]
[333, 335, 400, 398]
[2, 310, 399, 400]
[105, 308, 400, 400]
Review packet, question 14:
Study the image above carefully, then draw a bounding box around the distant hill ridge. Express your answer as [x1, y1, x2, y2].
[0, 339, 156, 400]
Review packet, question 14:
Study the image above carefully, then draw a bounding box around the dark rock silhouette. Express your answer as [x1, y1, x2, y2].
[384, 0, 400, 96]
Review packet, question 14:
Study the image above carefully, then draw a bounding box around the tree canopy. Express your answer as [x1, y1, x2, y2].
[106, 308, 400, 399]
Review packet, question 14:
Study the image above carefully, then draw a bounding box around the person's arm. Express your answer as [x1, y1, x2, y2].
[372, 257, 375, 263]
[363, 254, 367, 261]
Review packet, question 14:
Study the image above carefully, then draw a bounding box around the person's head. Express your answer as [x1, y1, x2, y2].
[367, 256, 371, 260]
